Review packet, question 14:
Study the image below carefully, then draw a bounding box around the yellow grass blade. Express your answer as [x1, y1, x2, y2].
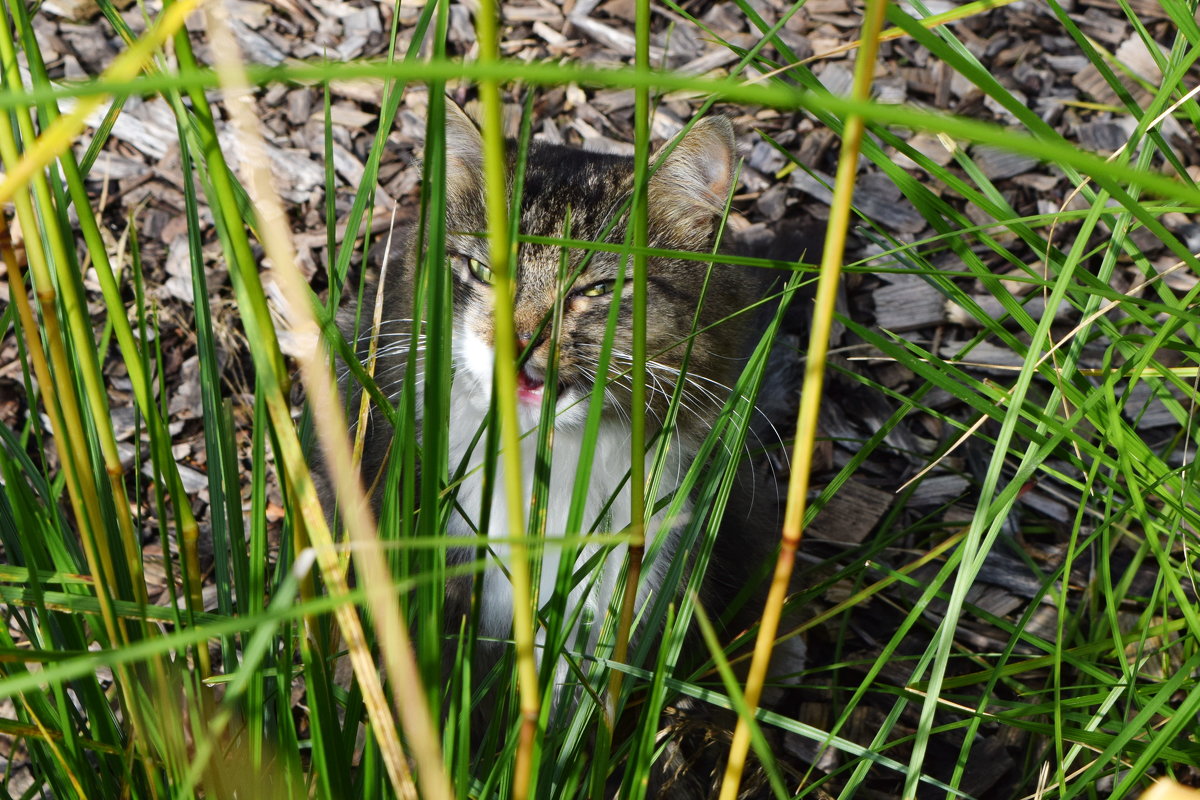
[718, 0, 891, 795]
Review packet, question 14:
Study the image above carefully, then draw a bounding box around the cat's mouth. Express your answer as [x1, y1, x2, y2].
[516, 369, 575, 408]
[516, 370, 546, 405]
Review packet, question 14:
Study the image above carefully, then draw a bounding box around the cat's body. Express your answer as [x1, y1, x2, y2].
[342, 102, 791, 740]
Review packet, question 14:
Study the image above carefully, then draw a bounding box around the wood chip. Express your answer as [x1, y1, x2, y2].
[891, 131, 955, 169]
[938, 340, 1026, 372]
[789, 167, 834, 204]
[816, 63, 853, 96]
[532, 20, 570, 47]
[808, 479, 894, 543]
[874, 274, 945, 331]
[874, 75, 907, 105]
[168, 356, 203, 421]
[323, 104, 377, 129]
[1075, 120, 1129, 154]
[568, 5, 666, 61]
[41, 0, 107, 21]
[230, 17, 288, 65]
[755, 183, 789, 221]
[853, 172, 926, 234]
[504, 3, 564, 24]
[85, 150, 152, 181]
[1011, 172, 1061, 192]
[1074, 7, 1128, 46]
[971, 144, 1040, 180]
[1123, 380, 1188, 429]
[909, 473, 971, 506]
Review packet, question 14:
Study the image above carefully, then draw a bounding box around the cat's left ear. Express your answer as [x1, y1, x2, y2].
[443, 98, 485, 186]
[648, 117, 737, 231]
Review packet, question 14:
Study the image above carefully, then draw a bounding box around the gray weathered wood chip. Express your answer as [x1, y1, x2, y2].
[971, 144, 1040, 180]
[875, 274, 946, 331]
[808, 479, 895, 543]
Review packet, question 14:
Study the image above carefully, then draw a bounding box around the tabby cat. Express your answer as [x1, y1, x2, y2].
[347, 100, 784, 713]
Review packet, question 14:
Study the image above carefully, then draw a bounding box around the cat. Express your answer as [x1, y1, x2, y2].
[339, 100, 795, 775]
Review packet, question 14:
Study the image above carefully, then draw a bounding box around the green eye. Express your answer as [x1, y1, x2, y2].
[579, 280, 615, 297]
[467, 257, 494, 285]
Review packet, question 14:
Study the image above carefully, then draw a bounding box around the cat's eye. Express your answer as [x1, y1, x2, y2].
[466, 257, 494, 285]
[579, 280, 616, 297]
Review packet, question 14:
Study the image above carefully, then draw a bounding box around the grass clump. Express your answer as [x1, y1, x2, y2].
[1, 0, 1198, 798]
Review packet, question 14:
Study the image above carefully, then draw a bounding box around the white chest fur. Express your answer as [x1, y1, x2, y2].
[443, 370, 690, 686]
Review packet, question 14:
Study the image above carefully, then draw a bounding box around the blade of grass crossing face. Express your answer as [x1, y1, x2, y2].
[606, 0, 652, 731]
[529, 215, 567, 693]
[473, 2, 541, 795]
[622, 169, 756, 672]
[544, 233, 637, 793]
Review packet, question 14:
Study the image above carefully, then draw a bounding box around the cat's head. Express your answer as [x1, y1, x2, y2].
[433, 100, 752, 433]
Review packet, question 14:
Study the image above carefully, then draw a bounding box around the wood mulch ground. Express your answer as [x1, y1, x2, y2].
[1, 0, 1196, 796]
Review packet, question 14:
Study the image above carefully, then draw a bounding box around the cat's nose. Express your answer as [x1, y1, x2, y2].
[516, 331, 535, 352]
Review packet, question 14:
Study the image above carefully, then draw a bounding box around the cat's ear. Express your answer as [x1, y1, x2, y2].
[648, 117, 737, 239]
[443, 98, 485, 183]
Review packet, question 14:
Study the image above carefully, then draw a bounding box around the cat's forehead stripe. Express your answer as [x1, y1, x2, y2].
[515, 145, 632, 242]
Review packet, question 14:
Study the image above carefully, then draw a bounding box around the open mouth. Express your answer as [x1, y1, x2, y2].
[516, 370, 546, 405]
[516, 370, 572, 407]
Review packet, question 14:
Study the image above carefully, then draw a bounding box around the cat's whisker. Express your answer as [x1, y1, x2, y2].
[641, 357, 789, 468]
[637, 361, 774, 469]
[355, 329, 425, 341]
[352, 333, 426, 351]
[369, 334, 425, 348]
[370, 354, 428, 377]
[574, 365, 628, 425]
[371, 345, 428, 363]
[362, 316, 419, 329]
[543, 348, 771, 472]
[338, 352, 429, 387]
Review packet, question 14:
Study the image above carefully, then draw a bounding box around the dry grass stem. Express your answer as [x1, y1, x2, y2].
[203, 2, 449, 797]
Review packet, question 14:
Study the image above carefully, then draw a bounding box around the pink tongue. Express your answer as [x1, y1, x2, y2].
[517, 370, 544, 403]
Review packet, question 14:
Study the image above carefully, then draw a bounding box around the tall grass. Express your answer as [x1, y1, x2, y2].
[1, 0, 1198, 797]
